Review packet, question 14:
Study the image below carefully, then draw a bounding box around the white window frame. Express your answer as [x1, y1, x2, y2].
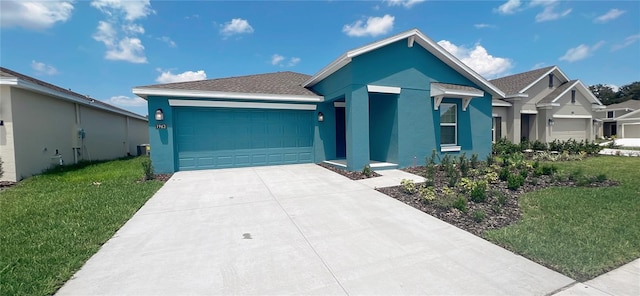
[440, 103, 459, 151]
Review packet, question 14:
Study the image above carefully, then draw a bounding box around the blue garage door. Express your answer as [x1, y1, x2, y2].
[175, 107, 314, 170]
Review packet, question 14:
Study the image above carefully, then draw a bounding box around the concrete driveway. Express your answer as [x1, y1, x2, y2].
[57, 164, 574, 295]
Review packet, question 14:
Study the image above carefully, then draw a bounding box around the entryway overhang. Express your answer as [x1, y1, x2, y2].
[430, 82, 484, 111]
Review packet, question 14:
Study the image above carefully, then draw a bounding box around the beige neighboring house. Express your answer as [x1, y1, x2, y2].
[0, 67, 149, 182]
[489, 65, 605, 144]
[595, 99, 640, 138]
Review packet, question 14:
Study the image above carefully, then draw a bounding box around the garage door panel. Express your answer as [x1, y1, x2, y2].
[175, 107, 313, 170]
[551, 118, 587, 141]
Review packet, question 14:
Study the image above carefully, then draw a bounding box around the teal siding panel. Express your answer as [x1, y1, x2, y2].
[175, 107, 313, 170]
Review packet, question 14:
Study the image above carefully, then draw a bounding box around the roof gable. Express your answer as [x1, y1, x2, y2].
[603, 99, 640, 111]
[537, 80, 603, 106]
[303, 29, 505, 98]
[490, 66, 570, 96]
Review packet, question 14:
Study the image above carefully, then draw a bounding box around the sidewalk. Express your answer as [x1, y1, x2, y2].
[553, 258, 640, 296]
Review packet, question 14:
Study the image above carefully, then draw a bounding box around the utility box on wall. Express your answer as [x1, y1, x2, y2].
[137, 144, 150, 156]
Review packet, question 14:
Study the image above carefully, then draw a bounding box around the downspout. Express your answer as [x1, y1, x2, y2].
[73, 103, 80, 164]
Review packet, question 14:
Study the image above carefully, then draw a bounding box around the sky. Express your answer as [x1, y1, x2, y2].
[1, 0, 639, 116]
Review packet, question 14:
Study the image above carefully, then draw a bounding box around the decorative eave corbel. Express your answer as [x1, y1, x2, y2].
[408, 36, 415, 48]
[433, 95, 444, 110]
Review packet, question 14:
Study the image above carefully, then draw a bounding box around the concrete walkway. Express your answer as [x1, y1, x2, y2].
[57, 164, 575, 295]
[553, 259, 640, 296]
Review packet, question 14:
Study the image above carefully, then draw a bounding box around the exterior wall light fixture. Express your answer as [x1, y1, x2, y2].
[548, 118, 554, 126]
[155, 109, 164, 121]
[318, 112, 324, 122]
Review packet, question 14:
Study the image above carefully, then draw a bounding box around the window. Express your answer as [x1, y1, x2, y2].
[607, 111, 614, 118]
[571, 90, 576, 103]
[440, 103, 457, 146]
[548, 73, 554, 88]
[493, 117, 502, 142]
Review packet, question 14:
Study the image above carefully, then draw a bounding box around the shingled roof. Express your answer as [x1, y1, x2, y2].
[135, 71, 319, 97]
[490, 66, 555, 95]
[604, 99, 640, 110]
[0, 67, 146, 119]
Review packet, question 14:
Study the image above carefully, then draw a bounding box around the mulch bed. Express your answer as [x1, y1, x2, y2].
[376, 166, 618, 236]
[0, 181, 16, 191]
[317, 162, 381, 180]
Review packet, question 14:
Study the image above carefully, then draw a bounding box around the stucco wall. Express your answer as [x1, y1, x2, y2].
[0, 85, 17, 181]
[492, 106, 508, 141]
[2, 86, 149, 181]
[553, 90, 592, 117]
[11, 87, 76, 181]
[526, 71, 564, 105]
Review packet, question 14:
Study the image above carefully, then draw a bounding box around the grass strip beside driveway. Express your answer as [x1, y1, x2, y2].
[0, 157, 164, 296]
[485, 156, 640, 281]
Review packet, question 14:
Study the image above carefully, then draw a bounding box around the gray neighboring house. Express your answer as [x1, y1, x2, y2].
[0, 67, 149, 182]
[490, 65, 604, 144]
[595, 99, 640, 138]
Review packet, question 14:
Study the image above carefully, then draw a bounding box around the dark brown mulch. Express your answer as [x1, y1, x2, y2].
[154, 174, 173, 182]
[377, 166, 618, 236]
[0, 181, 16, 190]
[317, 162, 381, 180]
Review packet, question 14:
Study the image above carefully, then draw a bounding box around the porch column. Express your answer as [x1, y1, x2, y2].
[346, 85, 370, 171]
[506, 98, 522, 144]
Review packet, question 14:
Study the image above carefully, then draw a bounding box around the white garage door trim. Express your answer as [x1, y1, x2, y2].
[553, 114, 592, 119]
[169, 99, 317, 110]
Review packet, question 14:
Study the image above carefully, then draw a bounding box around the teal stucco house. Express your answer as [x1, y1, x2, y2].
[133, 29, 505, 173]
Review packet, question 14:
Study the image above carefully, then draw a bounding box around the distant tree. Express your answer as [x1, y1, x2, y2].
[589, 84, 618, 105]
[617, 81, 640, 102]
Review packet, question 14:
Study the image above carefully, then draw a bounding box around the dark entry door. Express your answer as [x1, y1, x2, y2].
[335, 106, 346, 158]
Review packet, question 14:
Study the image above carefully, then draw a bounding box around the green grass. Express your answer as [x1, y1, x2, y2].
[485, 156, 640, 281]
[0, 157, 164, 296]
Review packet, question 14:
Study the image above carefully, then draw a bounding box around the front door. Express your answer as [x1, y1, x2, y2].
[335, 106, 346, 158]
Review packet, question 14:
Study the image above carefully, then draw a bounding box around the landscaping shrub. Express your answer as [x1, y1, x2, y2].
[452, 196, 468, 213]
[596, 173, 607, 183]
[485, 171, 499, 184]
[470, 180, 488, 203]
[362, 165, 373, 178]
[472, 210, 486, 223]
[400, 179, 416, 194]
[492, 190, 507, 206]
[458, 153, 470, 177]
[419, 186, 436, 202]
[141, 157, 154, 180]
[507, 174, 525, 190]
[499, 167, 510, 181]
[493, 137, 520, 155]
[486, 154, 495, 165]
[541, 164, 558, 176]
[470, 153, 479, 169]
[531, 140, 548, 151]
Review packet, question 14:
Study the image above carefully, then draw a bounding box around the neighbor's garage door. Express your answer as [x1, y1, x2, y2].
[175, 107, 313, 170]
[552, 118, 587, 141]
[622, 123, 640, 138]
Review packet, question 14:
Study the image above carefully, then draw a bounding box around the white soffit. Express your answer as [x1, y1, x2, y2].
[133, 88, 324, 103]
[492, 99, 512, 107]
[334, 101, 346, 107]
[367, 85, 401, 94]
[168, 99, 317, 111]
[520, 110, 538, 114]
[431, 83, 484, 111]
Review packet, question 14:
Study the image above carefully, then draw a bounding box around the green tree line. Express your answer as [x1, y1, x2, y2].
[589, 81, 640, 105]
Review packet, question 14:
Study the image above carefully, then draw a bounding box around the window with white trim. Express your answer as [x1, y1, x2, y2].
[440, 103, 457, 146]
[607, 111, 614, 118]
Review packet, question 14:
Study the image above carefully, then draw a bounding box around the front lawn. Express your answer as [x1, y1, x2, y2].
[0, 157, 165, 296]
[485, 156, 640, 281]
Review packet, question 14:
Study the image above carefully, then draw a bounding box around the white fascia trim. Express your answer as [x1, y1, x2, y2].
[616, 109, 640, 120]
[547, 80, 580, 104]
[577, 80, 603, 105]
[431, 83, 484, 111]
[303, 29, 506, 98]
[520, 110, 538, 114]
[168, 99, 317, 111]
[520, 66, 570, 93]
[537, 103, 561, 108]
[8, 78, 147, 120]
[621, 122, 640, 125]
[367, 85, 401, 94]
[441, 145, 462, 152]
[133, 88, 324, 103]
[553, 114, 592, 119]
[0, 77, 19, 85]
[334, 101, 346, 107]
[504, 93, 529, 99]
[492, 99, 512, 107]
[592, 105, 607, 110]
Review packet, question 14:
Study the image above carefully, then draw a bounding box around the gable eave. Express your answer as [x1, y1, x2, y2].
[519, 66, 571, 94]
[303, 29, 505, 98]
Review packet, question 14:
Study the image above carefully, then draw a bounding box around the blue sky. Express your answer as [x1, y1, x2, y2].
[1, 0, 639, 116]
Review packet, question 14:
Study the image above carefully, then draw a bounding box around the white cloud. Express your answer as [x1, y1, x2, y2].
[611, 34, 640, 51]
[271, 54, 285, 66]
[535, 5, 572, 22]
[271, 54, 301, 67]
[495, 0, 521, 15]
[31, 60, 58, 75]
[107, 95, 147, 107]
[606, 84, 620, 92]
[90, 0, 154, 21]
[156, 69, 207, 84]
[157, 36, 176, 47]
[91, 0, 151, 63]
[559, 41, 605, 62]
[594, 9, 626, 23]
[474, 23, 496, 29]
[105, 37, 147, 63]
[385, 0, 425, 9]
[343, 14, 394, 37]
[531, 62, 547, 70]
[437, 40, 512, 79]
[220, 18, 254, 37]
[0, 0, 74, 29]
